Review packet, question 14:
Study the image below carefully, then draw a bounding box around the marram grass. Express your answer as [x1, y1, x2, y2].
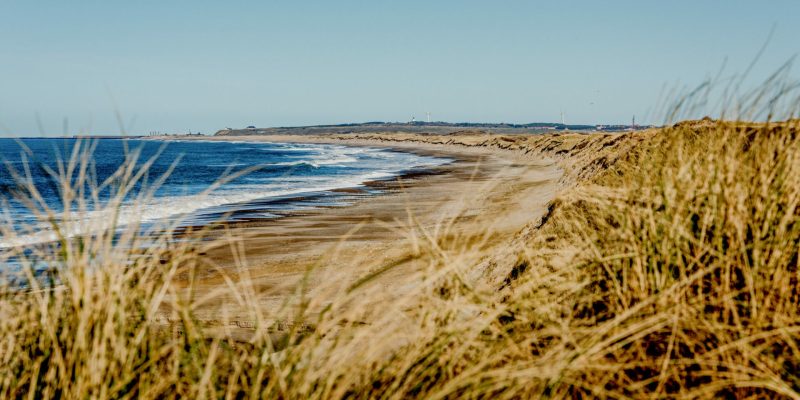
[0, 118, 798, 399]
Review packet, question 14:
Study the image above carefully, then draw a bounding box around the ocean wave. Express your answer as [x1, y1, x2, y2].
[0, 141, 451, 250]
[0, 170, 395, 250]
[271, 155, 358, 168]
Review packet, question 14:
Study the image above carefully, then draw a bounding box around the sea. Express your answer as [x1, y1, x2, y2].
[0, 138, 450, 250]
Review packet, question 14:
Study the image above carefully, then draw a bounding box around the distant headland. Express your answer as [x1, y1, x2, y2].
[214, 121, 652, 136]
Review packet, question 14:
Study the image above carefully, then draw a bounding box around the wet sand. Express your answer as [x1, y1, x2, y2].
[157, 135, 562, 337]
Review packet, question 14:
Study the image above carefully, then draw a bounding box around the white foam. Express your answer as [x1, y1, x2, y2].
[0, 142, 450, 250]
[0, 169, 400, 250]
[271, 155, 357, 168]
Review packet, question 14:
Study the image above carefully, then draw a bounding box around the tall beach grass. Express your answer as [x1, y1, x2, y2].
[1, 77, 799, 398]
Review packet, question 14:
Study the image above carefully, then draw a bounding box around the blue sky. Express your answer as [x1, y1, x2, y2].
[1, 1, 798, 136]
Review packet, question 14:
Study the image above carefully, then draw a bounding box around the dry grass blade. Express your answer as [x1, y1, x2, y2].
[1, 70, 799, 398]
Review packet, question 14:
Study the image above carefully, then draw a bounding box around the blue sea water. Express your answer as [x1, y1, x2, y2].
[0, 138, 449, 249]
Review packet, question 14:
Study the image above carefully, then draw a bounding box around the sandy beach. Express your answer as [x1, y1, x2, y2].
[8, 2, 799, 396]
[158, 134, 563, 337]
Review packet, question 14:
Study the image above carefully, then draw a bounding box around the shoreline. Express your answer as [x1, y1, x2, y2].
[0, 139, 453, 253]
[155, 135, 563, 338]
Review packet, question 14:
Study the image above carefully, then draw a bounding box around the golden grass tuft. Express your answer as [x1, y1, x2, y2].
[0, 118, 798, 398]
[504, 120, 800, 398]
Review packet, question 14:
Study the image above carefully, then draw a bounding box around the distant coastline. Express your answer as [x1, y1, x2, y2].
[10, 121, 654, 139]
[213, 121, 654, 137]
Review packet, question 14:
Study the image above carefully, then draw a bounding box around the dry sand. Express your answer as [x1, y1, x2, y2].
[157, 134, 563, 337]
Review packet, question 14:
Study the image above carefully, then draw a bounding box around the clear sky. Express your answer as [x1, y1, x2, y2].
[1, 1, 799, 136]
